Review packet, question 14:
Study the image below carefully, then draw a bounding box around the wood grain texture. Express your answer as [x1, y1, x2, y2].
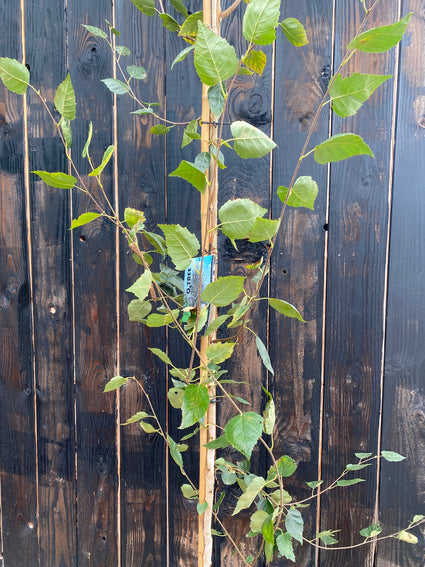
[377, 2, 425, 566]
[319, 2, 400, 566]
[24, 1, 77, 565]
[0, 3, 38, 566]
[270, 1, 332, 564]
[67, 1, 119, 565]
[114, 1, 168, 565]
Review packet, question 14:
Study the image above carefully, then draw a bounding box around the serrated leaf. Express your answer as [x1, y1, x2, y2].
[381, 450, 406, 462]
[124, 411, 150, 424]
[249, 217, 280, 243]
[169, 160, 207, 192]
[197, 501, 208, 515]
[208, 83, 226, 117]
[277, 176, 319, 210]
[360, 523, 382, 538]
[171, 45, 195, 69]
[33, 171, 77, 189]
[314, 133, 374, 164]
[330, 73, 391, 118]
[149, 347, 172, 365]
[317, 530, 339, 545]
[181, 119, 199, 148]
[285, 508, 304, 544]
[201, 276, 245, 307]
[233, 475, 266, 515]
[104, 375, 129, 392]
[54, 74, 76, 120]
[269, 298, 305, 322]
[204, 314, 229, 336]
[158, 224, 200, 271]
[82, 24, 108, 39]
[127, 299, 152, 322]
[348, 13, 412, 53]
[70, 212, 101, 229]
[167, 387, 184, 409]
[126, 270, 152, 302]
[243, 0, 280, 45]
[159, 13, 180, 32]
[277, 455, 297, 477]
[262, 516, 275, 544]
[206, 342, 235, 365]
[127, 65, 147, 80]
[242, 50, 267, 75]
[181, 483, 198, 499]
[336, 478, 365, 487]
[224, 412, 263, 459]
[250, 510, 269, 534]
[170, 0, 188, 16]
[130, 0, 156, 16]
[115, 45, 131, 56]
[168, 434, 184, 468]
[194, 22, 239, 86]
[204, 434, 230, 450]
[256, 335, 274, 375]
[101, 78, 130, 95]
[179, 12, 203, 43]
[151, 124, 171, 135]
[412, 515, 425, 524]
[219, 198, 267, 240]
[180, 384, 209, 428]
[231, 121, 277, 159]
[124, 207, 145, 229]
[89, 144, 115, 177]
[396, 530, 418, 544]
[276, 531, 296, 562]
[0, 58, 29, 94]
[143, 231, 166, 256]
[144, 311, 179, 327]
[280, 18, 309, 47]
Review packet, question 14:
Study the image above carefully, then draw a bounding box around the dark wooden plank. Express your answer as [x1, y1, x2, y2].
[269, 1, 333, 565]
[320, 2, 400, 566]
[164, 1, 204, 564]
[67, 2, 119, 564]
[23, 1, 77, 565]
[0, 4, 38, 566]
[378, 3, 425, 566]
[114, 2, 168, 565]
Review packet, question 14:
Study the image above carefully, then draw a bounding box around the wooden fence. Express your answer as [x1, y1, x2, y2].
[1, 0, 424, 565]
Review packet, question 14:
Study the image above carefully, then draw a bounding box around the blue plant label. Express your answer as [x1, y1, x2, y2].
[183, 255, 215, 321]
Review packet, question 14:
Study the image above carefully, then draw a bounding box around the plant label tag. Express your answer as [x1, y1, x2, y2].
[183, 255, 215, 322]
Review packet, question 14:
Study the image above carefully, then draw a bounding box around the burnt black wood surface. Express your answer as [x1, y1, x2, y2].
[0, 1, 424, 566]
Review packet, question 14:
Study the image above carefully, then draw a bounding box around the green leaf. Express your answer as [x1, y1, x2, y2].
[159, 13, 180, 32]
[197, 501, 208, 515]
[104, 375, 129, 392]
[181, 119, 199, 148]
[306, 480, 323, 490]
[144, 311, 179, 327]
[124, 411, 150, 424]
[360, 523, 382, 538]
[171, 45, 195, 69]
[127, 65, 147, 80]
[201, 276, 245, 307]
[264, 542, 274, 563]
[115, 45, 131, 57]
[158, 224, 200, 271]
[101, 78, 130, 95]
[139, 421, 157, 433]
[280, 18, 309, 47]
[149, 347, 172, 365]
[60, 118, 72, 149]
[262, 516, 275, 545]
[169, 160, 207, 192]
[242, 50, 267, 75]
[330, 73, 392, 118]
[313, 133, 374, 164]
[347, 13, 412, 53]
[285, 508, 304, 544]
[231, 121, 277, 159]
[250, 510, 269, 534]
[151, 124, 171, 135]
[70, 212, 101, 229]
[204, 314, 229, 336]
[396, 531, 418, 544]
[381, 450, 406, 462]
[208, 83, 226, 118]
[181, 483, 198, 499]
[355, 452, 373, 459]
[180, 383, 210, 428]
[126, 270, 152, 302]
[170, 0, 188, 17]
[219, 198, 267, 240]
[276, 531, 296, 562]
[204, 434, 230, 450]
[167, 434, 184, 468]
[89, 144, 115, 177]
[243, 0, 280, 45]
[167, 387, 184, 409]
[277, 176, 319, 210]
[127, 299, 151, 322]
[179, 12, 204, 43]
[132, 107, 153, 115]
[143, 231, 166, 256]
[194, 22, 239, 86]
[124, 207, 145, 229]
[336, 478, 365, 487]
[54, 74, 76, 120]
[276, 455, 297, 477]
[32, 171, 76, 189]
[82, 121, 93, 158]
[412, 515, 425, 524]
[82, 24, 108, 39]
[130, 0, 156, 16]
[248, 217, 280, 243]
[263, 396, 275, 435]
[233, 475, 266, 515]
[206, 342, 235, 365]
[0, 58, 30, 94]
[256, 335, 274, 375]
[269, 298, 305, 322]
[317, 530, 339, 545]
[224, 412, 264, 459]
[345, 463, 371, 471]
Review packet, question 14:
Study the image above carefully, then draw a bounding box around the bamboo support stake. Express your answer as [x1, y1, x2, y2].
[199, 1, 219, 566]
